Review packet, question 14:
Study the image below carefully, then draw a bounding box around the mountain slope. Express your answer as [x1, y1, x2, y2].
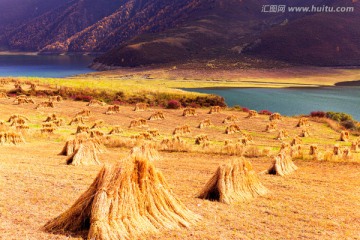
[5, 0, 123, 51]
[244, 0, 360, 66]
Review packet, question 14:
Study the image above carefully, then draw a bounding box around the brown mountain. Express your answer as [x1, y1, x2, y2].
[2, 0, 360, 67]
[244, 0, 360, 66]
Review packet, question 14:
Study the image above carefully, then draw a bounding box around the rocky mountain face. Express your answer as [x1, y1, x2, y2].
[1, 0, 359, 67]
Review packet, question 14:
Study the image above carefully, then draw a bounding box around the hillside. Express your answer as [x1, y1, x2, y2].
[1, 0, 360, 67]
[245, 1, 360, 66]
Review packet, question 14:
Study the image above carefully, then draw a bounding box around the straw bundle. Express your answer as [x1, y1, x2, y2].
[108, 126, 123, 135]
[265, 122, 277, 132]
[267, 149, 298, 176]
[296, 118, 309, 127]
[198, 119, 212, 129]
[49, 95, 63, 102]
[197, 157, 267, 204]
[208, 106, 221, 114]
[134, 103, 148, 111]
[222, 115, 238, 124]
[269, 112, 282, 121]
[75, 109, 91, 117]
[105, 105, 120, 115]
[0, 131, 25, 145]
[340, 130, 349, 142]
[66, 142, 101, 166]
[35, 101, 54, 109]
[44, 148, 199, 239]
[129, 118, 148, 128]
[246, 110, 258, 118]
[87, 99, 106, 106]
[148, 111, 165, 120]
[225, 124, 241, 134]
[182, 108, 196, 117]
[173, 125, 191, 136]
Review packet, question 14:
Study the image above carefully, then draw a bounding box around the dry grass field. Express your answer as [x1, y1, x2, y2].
[0, 87, 360, 239]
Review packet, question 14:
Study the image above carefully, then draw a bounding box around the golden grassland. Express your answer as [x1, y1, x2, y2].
[7, 66, 360, 98]
[0, 91, 360, 239]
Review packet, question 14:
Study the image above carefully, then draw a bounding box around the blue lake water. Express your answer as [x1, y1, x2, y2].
[185, 87, 360, 121]
[0, 54, 94, 77]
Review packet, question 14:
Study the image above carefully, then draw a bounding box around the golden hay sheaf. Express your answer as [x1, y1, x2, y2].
[69, 116, 85, 125]
[340, 130, 350, 142]
[0, 92, 9, 99]
[87, 99, 106, 106]
[13, 95, 35, 105]
[197, 157, 268, 204]
[173, 125, 191, 136]
[148, 111, 165, 121]
[267, 148, 298, 176]
[195, 135, 209, 145]
[208, 106, 221, 114]
[351, 139, 359, 152]
[275, 129, 288, 140]
[182, 108, 196, 117]
[0, 131, 25, 145]
[147, 129, 160, 137]
[222, 115, 239, 124]
[105, 105, 120, 115]
[225, 124, 241, 134]
[89, 130, 105, 138]
[76, 125, 89, 134]
[246, 110, 258, 118]
[41, 127, 55, 134]
[129, 118, 147, 128]
[35, 101, 54, 109]
[299, 128, 310, 137]
[296, 117, 309, 127]
[198, 119, 212, 129]
[48, 95, 63, 102]
[160, 136, 189, 152]
[59, 134, 104, 157]
[43, 149, 200, 239]
[75, 109, 91, 117]
[269, 112, 282, 121]
[129, 144, 160, 161]
[66, 142, 101, 166]
[134, 103, 149, 111]
[108, 126, 123, 135]
[91, 120, 104, 129]
[265, 122, 277, 132]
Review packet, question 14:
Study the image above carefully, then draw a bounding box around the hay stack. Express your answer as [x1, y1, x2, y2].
[60, 134, 104, 156]
[173, 125, 191, 136]
[225, 124, 241, 134]
[340, 130, 349, 142]
[134, 103, 148, 111]
[351, 140, 359, 152]
[309, 144, 318, 156]
[222, 141, 245, 156]
[91, 120, 104, 129]
[69, 116, 85, 125]
[269, 112, 282, 121]
[148, 111, 165, 120]
[195, 135, 209, 145]
[0, 131, 25, 145]
[14, 95, 35, 105]
[197, 157, 267, 204]
[76, 125, 89, 134]
[267, 151, 298, 176]
[66, 142, 101, 166]
[49, 95, 62, 102]
[290, 144, 303, 159]
[0, 121, 8, 131]
[108, 126, 123, 135]
[296, 118, 309, 127]
[8, 114, 29, 125]
[35, 101, 54, 109]
[265, 122, 277, 132]
[147, 129, 160, 137]
[129, 118, 148, 128]
[299, 128, 310, 137]
[87, 99, 106, 106]
[41, 127, 55, 134]
[182, 108, 196, 117]
[44, 114, 58, 122]
[105, 105, 120, 115]
[160, 136, 188, 152]
[0, 92, 9, 98]
[75, 109, 91, 117]
[89, 130, 105, 138]
[208, 106, 221, 114]
[198, 119, 212, 129]
[239, 134, 253, 146]
[44, 149, 199, 239]
[246, 110, 258, 118]
[275, 129, 288, 140]
[290, 137, 302, 146]
[223, 115, 238, 124]
[130, 144, 160, 161]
